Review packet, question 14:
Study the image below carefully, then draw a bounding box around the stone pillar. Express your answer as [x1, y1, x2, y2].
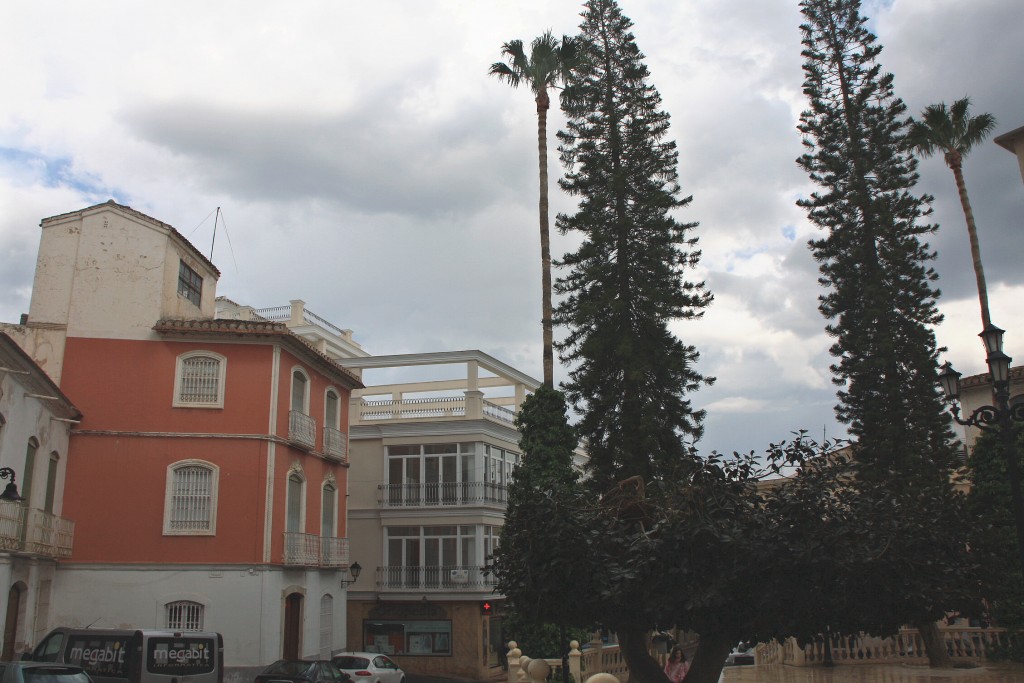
[465, 390, 484, 419]
[507, 642, 522, 683]
[467, 360, 479, 392]
[289, 300, 305, 326]
[568, 640, 582, 683]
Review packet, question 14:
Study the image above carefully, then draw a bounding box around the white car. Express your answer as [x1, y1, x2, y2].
[331, 654, 404, 683]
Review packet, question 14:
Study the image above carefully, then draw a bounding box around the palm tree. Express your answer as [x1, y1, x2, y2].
[490, 32, 582, 388]
[907, 97, 997, 327]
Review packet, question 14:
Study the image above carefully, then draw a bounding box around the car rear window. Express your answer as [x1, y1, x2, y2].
[264, 661, 314, 676]
[332, 657, 369, 669]
[24, 667, 92, 683]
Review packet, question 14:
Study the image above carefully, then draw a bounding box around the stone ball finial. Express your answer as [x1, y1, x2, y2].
[584, 675, 621, 683]
[527, 659, 551, 680]
[508, 641, 518, 650]
[569, 640, 580, 651]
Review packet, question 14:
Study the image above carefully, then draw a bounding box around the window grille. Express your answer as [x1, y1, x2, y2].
[166, 600, 204, 631]
[179, 356, 221, 403]
[170, 467, 213, 531]
[178, 261, 203, 306]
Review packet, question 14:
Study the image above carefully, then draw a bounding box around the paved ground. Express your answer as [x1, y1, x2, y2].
[719, 662, 1024, 683]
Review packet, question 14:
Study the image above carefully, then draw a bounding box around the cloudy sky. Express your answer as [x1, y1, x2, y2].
[2, 0, 1022, 458]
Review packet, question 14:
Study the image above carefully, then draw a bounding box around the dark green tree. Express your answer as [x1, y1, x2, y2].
[554, 0, 712, 493]
[552, 0, 712, 679]
[967, 425, 1024, 659]
[796, 0, 969, 666]
[490, 386, 592, 655]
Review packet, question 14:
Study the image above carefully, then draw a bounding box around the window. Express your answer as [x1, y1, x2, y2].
[44, 452, 59, 513]
[166, 600, 204, 631]
[164, 461, 219, 535]
[363, 621, 451, 656]
[177, 261, 203, 306]
[286, 473, 304, 533]
[291, 369, 309, 413]
[174, 352, 226, 408]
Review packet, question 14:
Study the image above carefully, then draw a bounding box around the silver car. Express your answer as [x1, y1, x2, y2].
[0, 662, 92, 683]
[330, 654, 403, 683]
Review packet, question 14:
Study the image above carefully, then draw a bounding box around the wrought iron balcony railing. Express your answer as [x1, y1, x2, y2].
[283, 531, 349, 567]
[288, 411, 317, 450]
[377, 564, 497, 591]
[0, 501, 74, 558]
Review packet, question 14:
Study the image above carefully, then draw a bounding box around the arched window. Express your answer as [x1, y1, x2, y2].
[44, 452, 59, 513]
[22, 438, 38, 506]
[291, 369, 309, 414]
[286, 473, 305, 534]
[319, 594, 334, 660]
[321, 483, 337, 538]
[174, 352, 227, 408]
[166, 600, 205, 631]
[164, 461, 219, 535]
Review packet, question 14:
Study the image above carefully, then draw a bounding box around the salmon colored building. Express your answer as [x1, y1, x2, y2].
[4, 202, 362, 681]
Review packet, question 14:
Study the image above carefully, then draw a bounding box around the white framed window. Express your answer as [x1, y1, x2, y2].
[166, 600, 205, 631]
[178, 260, 203, 306]
[174, 352, 227, 408]
[286, 472, 305, 533]
[164, 461, 219, 535]
[291, 368, 310, 414]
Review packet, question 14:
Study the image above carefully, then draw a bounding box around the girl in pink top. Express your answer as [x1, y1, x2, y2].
[664, 647, 689, 683]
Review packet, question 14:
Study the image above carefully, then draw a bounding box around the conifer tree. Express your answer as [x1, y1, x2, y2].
[555, 0, 712, 494]
[797, 0, 968, 665]
[553, 0, 712, 678]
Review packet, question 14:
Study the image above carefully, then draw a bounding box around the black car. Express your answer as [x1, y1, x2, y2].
[0, 662, 93, 683]
[254, 661, 350, 683]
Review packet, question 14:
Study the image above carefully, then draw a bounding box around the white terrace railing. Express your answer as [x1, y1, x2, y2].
[355, 397, 516, 425]
[378, 481, 508, 508]
[755, 626, 1010, 666]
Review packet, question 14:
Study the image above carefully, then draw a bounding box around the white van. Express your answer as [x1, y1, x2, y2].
[29, 629, 223, 683]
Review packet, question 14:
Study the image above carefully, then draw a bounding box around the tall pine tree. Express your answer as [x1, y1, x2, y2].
[797, 0, 969, 665]
[555, 0, 712, 494]
[554, 0, 712, 679]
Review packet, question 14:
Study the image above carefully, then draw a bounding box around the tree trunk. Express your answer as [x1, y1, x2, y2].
[683, 634, 733, 683]
[949, 160, 991, 329]
[917, 620, 952, 668]
[619, 627, 666, 683]
[536, 92, 554, 388]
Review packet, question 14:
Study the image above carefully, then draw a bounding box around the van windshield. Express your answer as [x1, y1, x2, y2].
[24, 668, 92, 683]
[146, 637, 216, 676]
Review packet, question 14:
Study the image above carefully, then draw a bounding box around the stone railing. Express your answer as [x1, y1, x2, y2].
[509, 639, 628, 683]
[755, 626, 1010, 666]
[378, 564, 496, 591]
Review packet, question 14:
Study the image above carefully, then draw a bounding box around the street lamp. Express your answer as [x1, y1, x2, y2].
[0, 467, 23, 502]
[937, 324, 1024, 576]
[340, 562, 362, 587]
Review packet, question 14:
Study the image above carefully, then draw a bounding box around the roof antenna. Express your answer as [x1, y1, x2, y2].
[210, 207, 221, 261]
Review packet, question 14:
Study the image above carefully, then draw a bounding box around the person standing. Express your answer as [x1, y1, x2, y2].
[664, 647, 689, 683]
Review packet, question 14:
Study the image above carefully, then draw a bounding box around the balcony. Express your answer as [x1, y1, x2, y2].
[288, 411, 317, 450]
[377, 564, 497, 592]
[323, 426, 349, 463]
[283, 531, 350, 567]
[379, 482, 507, 508]
[355, 397, 515, 426]
[0, 501, 75, 558]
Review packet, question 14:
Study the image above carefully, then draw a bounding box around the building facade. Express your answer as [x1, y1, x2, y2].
[0, 333, 81, 659]
[2, 202, 362, 678]
[339, 352, 539, 680]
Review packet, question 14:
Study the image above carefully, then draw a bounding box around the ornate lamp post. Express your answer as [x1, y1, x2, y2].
[0, 467, 23, 502]
[938, 324, 1024, 575]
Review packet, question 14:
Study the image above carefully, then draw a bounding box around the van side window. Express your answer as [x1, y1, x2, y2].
[34, 632, 65, 661]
